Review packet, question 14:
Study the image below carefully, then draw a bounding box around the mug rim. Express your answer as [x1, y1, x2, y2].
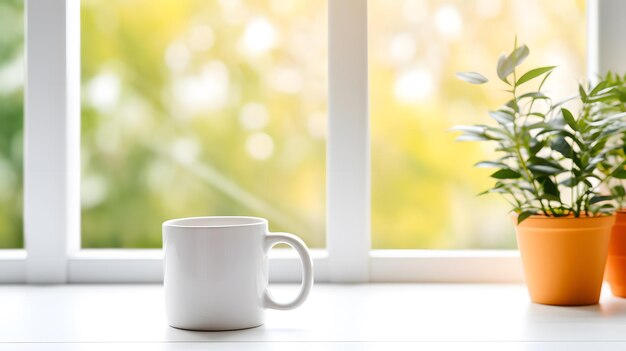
[163, 216, 268, 228]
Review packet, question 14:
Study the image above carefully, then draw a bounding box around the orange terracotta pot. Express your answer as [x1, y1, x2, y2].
[606, 210, 626, 297]
[514, 214, 614, 306]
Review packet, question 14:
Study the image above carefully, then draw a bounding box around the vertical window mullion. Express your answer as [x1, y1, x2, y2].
[327, 0, 370, 282]
[25, 0, 79, 283]
[589, 0, 626, 76]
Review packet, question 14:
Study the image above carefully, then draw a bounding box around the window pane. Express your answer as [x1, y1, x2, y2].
[81, 0, 327, 248]
[370, 0, 586, 249]
[0, 0, 24, 249]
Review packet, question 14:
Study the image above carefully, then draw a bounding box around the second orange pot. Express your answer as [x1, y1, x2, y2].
[514, 214, 614, 305]
[606, 210, 626, 297]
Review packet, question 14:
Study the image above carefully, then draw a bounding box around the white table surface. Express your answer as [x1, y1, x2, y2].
[2, 284, 626, 350]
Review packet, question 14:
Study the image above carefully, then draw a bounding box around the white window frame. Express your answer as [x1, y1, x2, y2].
[0, 0, 622, 284]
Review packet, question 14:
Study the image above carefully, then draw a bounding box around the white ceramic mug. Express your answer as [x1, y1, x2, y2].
[162, 216, 314, 331]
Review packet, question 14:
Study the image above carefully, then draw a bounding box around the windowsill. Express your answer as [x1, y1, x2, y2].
[2, 284, 626, 349]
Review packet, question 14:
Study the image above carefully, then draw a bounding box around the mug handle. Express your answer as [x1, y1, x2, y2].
[263, 232, 314, 310]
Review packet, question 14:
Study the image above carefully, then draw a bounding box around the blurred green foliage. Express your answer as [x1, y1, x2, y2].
[0, 0, 23, 249]
[80, 0, 327, 248]
[0, 0, 586, 250]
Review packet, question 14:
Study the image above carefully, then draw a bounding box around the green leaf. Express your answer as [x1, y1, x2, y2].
[612, 164, 626, 179]
[560, 177, 577, 187]
[589, 80, 608, 96]
[516, 66, 556, 86]
[488, 110, 514, 125]
[484, 127, 511, 140]
[572, 154, 582, 169]
[551, 136, 573, 158]
[450, 125, 486, 133]
[496, 54, 510, 84]
[505, 99, 520, 112]
[474, 161, 506, 168]
[456, 134, 490, 142]
[617, 87, 626, 102]
[529, 139, 545, 155]
[591, 139, 608, 154]
[541, 177, 559, 197]
[528, 156, 563, 170]
[527, 122, 552, 131]
[517, 211, 535, 224]
[561, 108, 577, 130]
[456, 71, 488, 84]
[596, 86, 616, 96]
[588, 112, 626, 126]
[589, 195, 613, 205]
[509, 44, 530, 68]
[491, 169, 522, 179]
[588, 93, 615, 102]
[613, 185, 626, 197]
[592, 203, 615, 215]
[579, 84, 588, 102]
[477, 189, 491, 196]
[528, 164, 564, 175]
[495, 145, 516, 153]
[497, 45, 530, 84]
[528, 157, 564, 176]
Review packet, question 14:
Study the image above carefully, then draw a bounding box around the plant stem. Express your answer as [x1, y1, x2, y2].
[511, 57, 549, 216]
[514, 146, 548, 215]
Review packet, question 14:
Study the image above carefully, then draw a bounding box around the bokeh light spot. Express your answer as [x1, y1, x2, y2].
[245, 132, 274, 160]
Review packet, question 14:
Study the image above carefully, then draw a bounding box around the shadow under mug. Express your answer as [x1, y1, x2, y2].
[162, 216, 314, 331]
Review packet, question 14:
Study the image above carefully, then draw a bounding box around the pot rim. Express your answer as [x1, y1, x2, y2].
[511, 212, 616, 229]
[510, 212, 615, 220]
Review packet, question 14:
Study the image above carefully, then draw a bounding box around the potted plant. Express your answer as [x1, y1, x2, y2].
[594, 73, 626, 298]
[455, 39, 626, 305]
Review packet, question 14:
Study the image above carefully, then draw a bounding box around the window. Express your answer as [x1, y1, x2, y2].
[369, 0, 586, 249]
[0, 0, 23, 249]
[7, 0, 624, 283]
[80, 0, 327, 249]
